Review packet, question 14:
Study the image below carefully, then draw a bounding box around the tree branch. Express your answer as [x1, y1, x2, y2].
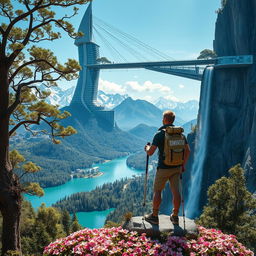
[8, 12, 34, 63]
[10, 58, 74, 83]
[0, 26, 4, 35]
[7, 73, 63, 117]
[9, 114, 41, 136]
[18, 171, 29, 180]
[40, 117, 56, 139]
[0, 6, 12, 22]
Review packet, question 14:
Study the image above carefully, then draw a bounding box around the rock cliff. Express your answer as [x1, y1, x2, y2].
[161, 0, 256, 218]
[197, 0, 256, 213]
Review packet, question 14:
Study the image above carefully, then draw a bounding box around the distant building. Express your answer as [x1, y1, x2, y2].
[70, 2, 114, 128]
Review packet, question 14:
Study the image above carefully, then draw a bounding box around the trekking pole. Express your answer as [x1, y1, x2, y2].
[142, 142, 150, 219]
[180, 174, 186, 230]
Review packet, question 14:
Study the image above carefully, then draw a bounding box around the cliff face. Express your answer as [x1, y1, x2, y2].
[197, 0, 256, 211]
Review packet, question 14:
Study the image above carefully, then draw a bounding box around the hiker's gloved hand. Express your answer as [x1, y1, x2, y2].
[144, 142, 151, 152]
[144, 145, 150, 152]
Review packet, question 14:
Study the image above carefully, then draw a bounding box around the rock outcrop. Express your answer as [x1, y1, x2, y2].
[124, 215, 197, 238]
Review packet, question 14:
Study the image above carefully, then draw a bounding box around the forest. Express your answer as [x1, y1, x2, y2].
[54, 172, 155, 224]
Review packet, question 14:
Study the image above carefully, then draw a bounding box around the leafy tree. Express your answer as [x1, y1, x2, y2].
[197, 49, 217, 60]
[197, 164, 256, 252]
[0, 0, 90, 254]
[97, 57, 111, 64]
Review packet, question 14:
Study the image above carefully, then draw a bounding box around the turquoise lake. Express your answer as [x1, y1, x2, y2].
[26, 156, 143, 228]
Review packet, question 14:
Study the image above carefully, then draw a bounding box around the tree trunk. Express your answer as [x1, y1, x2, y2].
[0, 61, 22, 255]
[0, 186, 22, 256]
[0, 119, 22, 256]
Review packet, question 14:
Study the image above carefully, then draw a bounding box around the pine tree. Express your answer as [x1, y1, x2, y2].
[197, 164, 256, 251]
[61, 210, 72, 235]
[0, 0, 90, 254]
[71, 212, 82, 232]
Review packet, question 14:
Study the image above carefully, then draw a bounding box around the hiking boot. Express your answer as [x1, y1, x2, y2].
[144, 213, 159, 225]
[170, 214, 179, 225]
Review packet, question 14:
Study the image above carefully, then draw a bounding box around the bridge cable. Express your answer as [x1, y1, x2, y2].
[94, 16, 166, 60]
[94, 23, 150, 62]
[94, 16, 175, 61]
[93, 25, 128, 63]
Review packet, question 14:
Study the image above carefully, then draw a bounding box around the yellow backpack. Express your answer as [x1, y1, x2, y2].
[163, 126, 186, 166]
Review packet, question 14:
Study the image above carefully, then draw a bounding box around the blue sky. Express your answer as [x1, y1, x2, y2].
[40, 0, 220, 102]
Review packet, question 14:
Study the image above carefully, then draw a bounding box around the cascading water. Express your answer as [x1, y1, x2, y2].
[186, 66, 214, 219]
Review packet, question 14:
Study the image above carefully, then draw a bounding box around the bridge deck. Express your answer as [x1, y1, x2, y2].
[87, 55, 253, 81]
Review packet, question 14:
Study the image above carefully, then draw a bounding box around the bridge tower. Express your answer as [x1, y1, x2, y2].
[70, 2, 114, 127]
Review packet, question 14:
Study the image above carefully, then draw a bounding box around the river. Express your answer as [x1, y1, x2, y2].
[26, 156, 143, 229]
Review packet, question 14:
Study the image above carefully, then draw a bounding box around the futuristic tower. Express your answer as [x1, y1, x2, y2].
[70, 2, 114, 127]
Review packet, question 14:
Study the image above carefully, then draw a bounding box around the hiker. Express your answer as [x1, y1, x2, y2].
[144, 110, 190, 225]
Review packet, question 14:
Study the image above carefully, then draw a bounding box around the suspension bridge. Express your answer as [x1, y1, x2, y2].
[69, 2, 253, 127]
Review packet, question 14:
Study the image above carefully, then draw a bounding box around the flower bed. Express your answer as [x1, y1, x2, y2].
[43, 226, 254, 256]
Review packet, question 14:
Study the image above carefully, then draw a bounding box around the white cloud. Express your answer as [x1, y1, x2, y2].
[99, 78, 181, 103]
[163, 95, 181, 102]
[125, 80, 172, 93]
[99, 78, 126, 95]
[179, 84, 185, 89]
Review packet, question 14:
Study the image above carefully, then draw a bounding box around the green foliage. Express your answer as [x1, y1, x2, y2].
[197, 164, 256, 252]
[61, 210, 72, 235]
[23, 182, 44, 197]
[97, 57, 111, 64]
[9, 150, 25, 168]
[70, 213, 82, 233]
[9, 149, 44, 196]
[104, 221, 120, 228]
[216, 0, 228, 13]
[17, 200, 81, 256]
[197, 49, 217, 59]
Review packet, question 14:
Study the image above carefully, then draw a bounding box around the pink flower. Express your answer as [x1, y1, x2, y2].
[43, 226, 254, 256]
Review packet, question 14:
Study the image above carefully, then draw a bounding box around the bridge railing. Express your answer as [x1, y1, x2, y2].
[151, 65, 205, 74]
[216, 55, 253, 67]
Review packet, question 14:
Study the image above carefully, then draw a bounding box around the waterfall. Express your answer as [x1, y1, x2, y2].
[186, 66, 214, 219]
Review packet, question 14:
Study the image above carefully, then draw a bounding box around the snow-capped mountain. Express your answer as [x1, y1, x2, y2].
[154, 97, 179, 110]
[172, 100, 199, 122]
[39, 85, 198, 122]
[97, 90, 128, 109]
[39, 85, 75, 107]
[38, 86, 127, 109]
[154, 97, 199, 122]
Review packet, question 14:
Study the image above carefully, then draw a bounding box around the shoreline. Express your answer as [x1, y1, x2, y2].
[84, 172, 104, 179]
